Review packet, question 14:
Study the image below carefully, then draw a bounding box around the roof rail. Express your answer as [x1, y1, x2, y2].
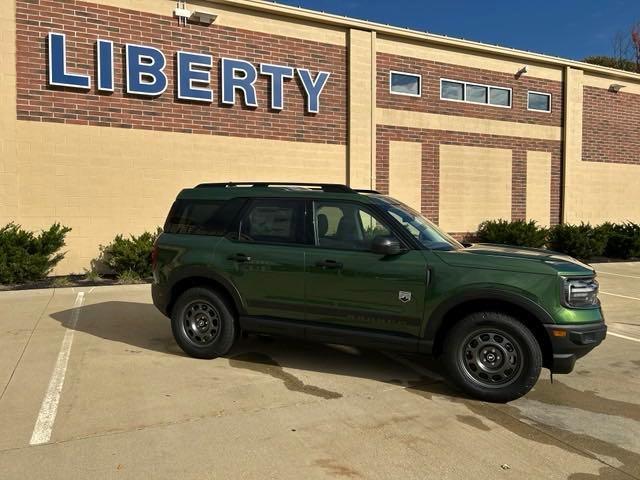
[194, 182, 355, 193]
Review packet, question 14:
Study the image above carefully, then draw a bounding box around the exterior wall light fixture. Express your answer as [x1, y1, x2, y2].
[609, 83, 626, 93]
[515, 65, 528, 79]
[174, 2, 217, 26]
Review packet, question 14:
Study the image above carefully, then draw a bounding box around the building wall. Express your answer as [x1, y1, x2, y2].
[6, 0, 349, 273]
[15, 0, 348, 144]
[582, 87, 640, 165]
[563, 69, 640, 224]
[375, 47, 563, 234]
[376, 53, 564, 127]
[3, 0, 640, 274]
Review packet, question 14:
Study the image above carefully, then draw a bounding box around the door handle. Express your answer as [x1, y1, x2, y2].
[228, 253, 252, 263]
[315, 259, 343, 270]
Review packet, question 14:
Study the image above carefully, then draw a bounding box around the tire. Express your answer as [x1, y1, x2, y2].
[171, 287, 237, 359]
[442, 311, 542, 403]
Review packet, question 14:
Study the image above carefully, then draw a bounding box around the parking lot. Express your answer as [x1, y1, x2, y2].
[0, 263, 638, 479]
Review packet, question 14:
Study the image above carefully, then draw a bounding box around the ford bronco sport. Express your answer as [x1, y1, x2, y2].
[152, 182, 607, 402]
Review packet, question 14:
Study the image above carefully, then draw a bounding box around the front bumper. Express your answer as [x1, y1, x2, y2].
[545, 321, 607, 373]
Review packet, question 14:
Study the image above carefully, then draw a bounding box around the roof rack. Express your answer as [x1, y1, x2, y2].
[194, 182, 356, 193]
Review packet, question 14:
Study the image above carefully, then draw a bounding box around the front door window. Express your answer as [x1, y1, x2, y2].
[314, 201, 391, 251]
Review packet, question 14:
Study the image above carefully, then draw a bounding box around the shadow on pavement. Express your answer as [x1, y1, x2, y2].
[50, 301, 179, 356]
[49, 300, 455, 393]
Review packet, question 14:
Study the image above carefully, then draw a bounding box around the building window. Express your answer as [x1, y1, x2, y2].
[528, 91, 551, 112]
[390, 71, 421, 97]
[440, 79, 512, 108]
[441, 80, 464, 101]
[490, 87, 511, 107]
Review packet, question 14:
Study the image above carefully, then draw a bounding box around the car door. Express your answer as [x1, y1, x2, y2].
[305, 199, 428, 336]
[214, 197, 308, 320]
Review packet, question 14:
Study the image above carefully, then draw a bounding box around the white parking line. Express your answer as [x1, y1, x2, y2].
[597, 271, 640, 280]
[608, 332, 640, 343]
[600, 291, 640, 301]
[30, 292, 85, 445]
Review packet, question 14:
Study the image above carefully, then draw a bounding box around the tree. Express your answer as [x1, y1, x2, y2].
[583, 21, 640, 73]
[632, 24, 640, 71]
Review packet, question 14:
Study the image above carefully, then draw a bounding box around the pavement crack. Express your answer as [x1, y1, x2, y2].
[0, 291, 55, 403]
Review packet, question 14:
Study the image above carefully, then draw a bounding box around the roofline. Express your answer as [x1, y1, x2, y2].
[208, 0, 640, 83]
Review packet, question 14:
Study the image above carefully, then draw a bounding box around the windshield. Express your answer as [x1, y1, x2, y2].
[373, 196, 463, 251]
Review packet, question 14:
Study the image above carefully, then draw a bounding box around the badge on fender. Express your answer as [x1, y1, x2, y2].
[398, 291, 412, 303]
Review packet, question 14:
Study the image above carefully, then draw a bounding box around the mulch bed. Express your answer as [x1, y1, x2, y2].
[0, 275, 151, 292]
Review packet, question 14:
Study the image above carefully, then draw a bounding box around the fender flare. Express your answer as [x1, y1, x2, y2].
[424, 288, 555, 342]
[167, 266, 247, 315]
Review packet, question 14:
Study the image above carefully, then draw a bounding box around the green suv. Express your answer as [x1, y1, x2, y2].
[152, 182, 606, 402]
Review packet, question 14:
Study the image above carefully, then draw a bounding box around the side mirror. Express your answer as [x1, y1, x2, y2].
[371, 235, 404, 256]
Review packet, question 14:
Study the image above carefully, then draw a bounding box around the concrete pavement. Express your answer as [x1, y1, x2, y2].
[0, 263, 638, 479]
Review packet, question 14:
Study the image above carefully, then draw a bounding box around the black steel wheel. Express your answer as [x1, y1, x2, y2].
[458, 328, 524, 388]
[171, 287, 237, 359]
[442, 312, 542, 403]
[182, 300, 221, 346]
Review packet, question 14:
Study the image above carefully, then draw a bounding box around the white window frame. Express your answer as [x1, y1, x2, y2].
[389, 70, 422, 97]
[440, 78, 512, 109]
[527, 91, 552, 113]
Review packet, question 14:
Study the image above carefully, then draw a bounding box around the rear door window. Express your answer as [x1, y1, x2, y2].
[238, 199, 306, 245]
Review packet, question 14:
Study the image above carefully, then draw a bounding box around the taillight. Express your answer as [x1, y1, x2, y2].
[151, 241, 159, 269]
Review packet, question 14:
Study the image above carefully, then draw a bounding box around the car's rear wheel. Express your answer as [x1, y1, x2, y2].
[171, 287, 236, 359]
[442, 311, 542, 403]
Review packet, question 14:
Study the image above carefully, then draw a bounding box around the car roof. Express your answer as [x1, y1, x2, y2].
[175, 182, 385, 204]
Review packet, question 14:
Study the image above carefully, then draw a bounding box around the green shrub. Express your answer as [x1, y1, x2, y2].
[547, 223, 608, 260]
[99, 228, 161, 279]
[0, 223, 71, 284]
[117, 269, 143, 284]
[476, 219, 548, 248]
[603, 222, 640, 259]
[83, 268, 101, 282]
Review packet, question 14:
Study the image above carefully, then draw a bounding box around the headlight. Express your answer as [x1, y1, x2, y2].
[562, 277, 599, 308]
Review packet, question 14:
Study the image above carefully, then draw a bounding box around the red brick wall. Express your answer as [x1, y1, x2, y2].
[376, 126, 562, 228]
[377, 53, 563, 127]
[582, 86, 640, 165]
[15, 0, 347, 144]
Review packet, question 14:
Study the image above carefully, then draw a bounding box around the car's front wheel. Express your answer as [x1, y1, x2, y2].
[442, 312, 542, 403]
[171, 287, 237, 359]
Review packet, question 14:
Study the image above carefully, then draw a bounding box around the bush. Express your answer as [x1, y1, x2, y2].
[99, 228, 161, 279]
[547, 223, 608, 260]
[476, 219, 548, 248]
[603, 222, 640, 259]
[0, 223, 72, 284]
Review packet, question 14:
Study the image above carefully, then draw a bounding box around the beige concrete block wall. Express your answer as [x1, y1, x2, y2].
[348, 29, 376, 189]
[0, 1, 17, 223]
[10, 124, 346, 274]
[388, 141, 422, 212]
[526, 151, 552, 227]
[563, 68, 640, 224]
[91, 0, 347, 45]
[439, 145, 512, 233]
[377, 109, 561, 141]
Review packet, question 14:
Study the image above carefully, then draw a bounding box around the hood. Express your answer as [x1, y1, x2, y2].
[436, 243, 595, 276]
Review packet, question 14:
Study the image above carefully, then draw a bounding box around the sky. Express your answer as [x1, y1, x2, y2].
[272, 0, 639, 61]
